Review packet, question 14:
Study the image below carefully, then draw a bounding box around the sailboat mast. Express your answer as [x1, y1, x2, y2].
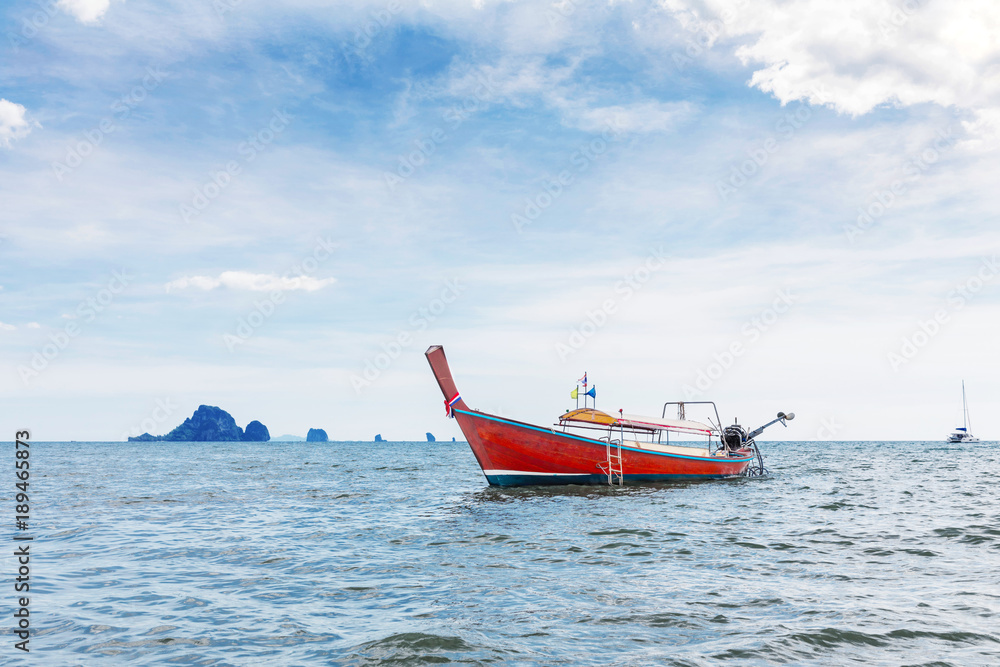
[963, 380, 972, 432]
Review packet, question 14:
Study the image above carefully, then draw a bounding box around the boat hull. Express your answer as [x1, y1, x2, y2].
[455, 408, 752, 487]
[425, 345, 752, 487]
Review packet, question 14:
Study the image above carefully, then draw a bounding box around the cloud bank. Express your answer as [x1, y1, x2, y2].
[671, 0, 1000, 138]
[166, 271, 336, 293]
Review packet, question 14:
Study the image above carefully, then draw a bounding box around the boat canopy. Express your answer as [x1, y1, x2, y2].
[559, 408, 618, 426]
[559, 408, 714, 436]
[616, 413, 715, 436]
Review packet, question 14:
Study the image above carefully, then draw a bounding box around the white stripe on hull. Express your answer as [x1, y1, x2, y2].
[482, 469, 585, 476]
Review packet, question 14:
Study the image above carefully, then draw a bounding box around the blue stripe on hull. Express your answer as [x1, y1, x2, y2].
[485, 472, 738, 487]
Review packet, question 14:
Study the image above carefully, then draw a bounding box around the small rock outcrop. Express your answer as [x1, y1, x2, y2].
[243, 420, 270, 442]
[374, 434, 384, 442]
[426, 432, 436, 442]
[306, 428, 329, 442]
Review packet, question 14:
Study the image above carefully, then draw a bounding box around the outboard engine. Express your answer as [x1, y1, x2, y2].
[721, 424, 749, 453]
[723, 411, 795, 477]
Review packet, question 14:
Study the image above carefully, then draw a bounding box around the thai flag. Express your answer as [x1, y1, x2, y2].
[445, 392, 461, 418]
[578, 372, 587, 388]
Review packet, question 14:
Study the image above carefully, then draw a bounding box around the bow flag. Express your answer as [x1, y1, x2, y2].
[444, 392, 461, 418]
[578, 372, 587, 388]
[586, 386, 596, 399]
[570, 387, 579, 399]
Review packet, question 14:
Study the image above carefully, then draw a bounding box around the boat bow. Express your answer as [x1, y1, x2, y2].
[425, 345, 470, 417]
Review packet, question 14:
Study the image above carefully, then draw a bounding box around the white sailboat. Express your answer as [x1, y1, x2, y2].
[947, 381, 979, 443]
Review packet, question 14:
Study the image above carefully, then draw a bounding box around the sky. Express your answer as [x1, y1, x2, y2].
[1, 0, 998, 442]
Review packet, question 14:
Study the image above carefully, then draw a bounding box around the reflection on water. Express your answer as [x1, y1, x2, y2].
[17, 440, 1000, 665]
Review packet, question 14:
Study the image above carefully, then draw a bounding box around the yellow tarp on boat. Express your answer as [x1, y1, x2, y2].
[559, 408, 617, 425]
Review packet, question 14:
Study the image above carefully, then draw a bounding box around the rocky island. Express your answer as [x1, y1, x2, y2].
[306, 428, 329, 442]
[128, 405, 270, 442]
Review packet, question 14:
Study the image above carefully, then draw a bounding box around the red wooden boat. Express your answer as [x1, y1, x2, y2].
[425, 345, 793, 487]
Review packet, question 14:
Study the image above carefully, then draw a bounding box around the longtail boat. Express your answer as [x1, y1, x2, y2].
[425, 345, 794, 487]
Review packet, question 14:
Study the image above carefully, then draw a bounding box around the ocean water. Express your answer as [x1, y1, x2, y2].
[10, 440, 1000, 665]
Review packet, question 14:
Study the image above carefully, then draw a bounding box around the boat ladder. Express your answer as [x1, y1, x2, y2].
[600, 438, 623, 486]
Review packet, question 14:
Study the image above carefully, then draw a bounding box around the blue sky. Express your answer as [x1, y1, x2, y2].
[2, 0, 998, 441]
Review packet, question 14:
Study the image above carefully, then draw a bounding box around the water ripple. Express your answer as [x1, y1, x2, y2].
[15, 440, 1000, 665]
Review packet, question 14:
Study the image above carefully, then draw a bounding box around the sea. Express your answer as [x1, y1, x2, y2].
[9, 440, 1000, 665]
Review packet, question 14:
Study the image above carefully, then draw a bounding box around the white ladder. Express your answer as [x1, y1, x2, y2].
[600, 438, 623, 486]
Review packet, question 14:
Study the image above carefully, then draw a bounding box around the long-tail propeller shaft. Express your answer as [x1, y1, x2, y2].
[746, 411, 795, 441]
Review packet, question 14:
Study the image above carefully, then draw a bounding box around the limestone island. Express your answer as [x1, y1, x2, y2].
[426, 432, 436, 442]
[306, 428, 329, 442]
[128, 405, 270, 442]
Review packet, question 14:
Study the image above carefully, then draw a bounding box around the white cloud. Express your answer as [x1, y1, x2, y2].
[27, 322, 41, 328]
[59, 0, 113, 24]
[568, 101, 695, 134]
[670, 0, 1000, 138]
[435, 58, 694, 135]
[0, 322, 15, 331]
[165, 271, 336, 293]
[0, 100, 36, 148]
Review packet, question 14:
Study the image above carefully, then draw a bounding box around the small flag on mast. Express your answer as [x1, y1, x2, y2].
[586, 387, 596, 399]
[578, 372, 587, 388]
[570, 387, 578, 399]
